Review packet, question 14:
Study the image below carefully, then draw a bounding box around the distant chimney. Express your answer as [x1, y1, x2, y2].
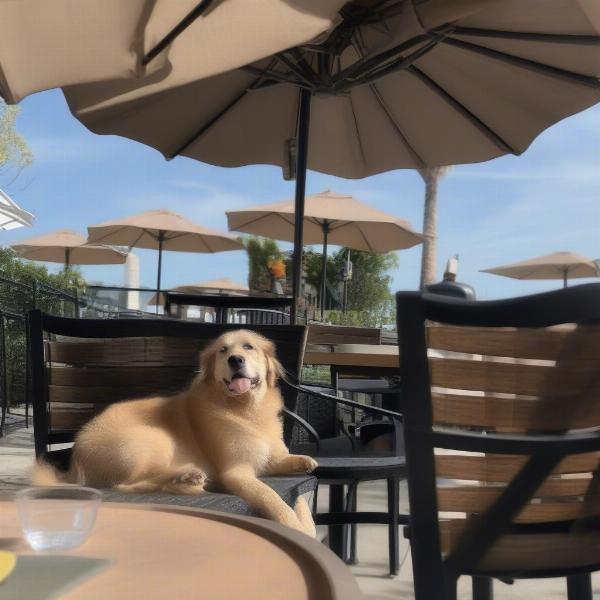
[125, 252, 140, 309]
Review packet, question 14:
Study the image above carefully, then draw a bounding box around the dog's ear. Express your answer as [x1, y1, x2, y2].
[262, 338, 284, 388]
[198, 342, 217, 384]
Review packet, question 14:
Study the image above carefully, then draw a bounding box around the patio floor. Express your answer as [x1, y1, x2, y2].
[1, 426, 598, 599]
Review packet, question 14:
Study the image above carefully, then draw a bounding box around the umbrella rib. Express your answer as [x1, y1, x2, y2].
[407, 65, 518, 155]
[369, 83, 427, 168]
[355, 223, 376, 253]
[443, 37, 600, 90]
[168, 74, 268, 159]
[347, 93, 368, 170]
[241, 65, 308, 88]
[275, 52, 316, 88]
[452, 27, 600, 46]
[343, 35, 443, 90]
[127, 229, 147, 251]
[143, 0, 214, 66]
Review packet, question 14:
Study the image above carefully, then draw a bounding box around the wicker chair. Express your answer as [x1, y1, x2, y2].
[28, 311, 315, 514]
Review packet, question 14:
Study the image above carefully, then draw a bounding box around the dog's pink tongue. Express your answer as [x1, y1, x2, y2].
[229, 377, 251, 394]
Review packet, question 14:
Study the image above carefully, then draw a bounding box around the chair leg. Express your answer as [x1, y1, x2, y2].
[443, 574, 458, 600]
[472, 576, 493, 600]
[345, 482, 358, 565]
[567, 573, 592, 600]
[387, 477, 400, 576]
[328, 484, 346, 560]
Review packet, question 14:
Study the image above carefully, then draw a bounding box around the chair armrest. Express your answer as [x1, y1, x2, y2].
[282, 377, 402, 421]
[431, 429, 600, 455]
[281, 407, 321, 452]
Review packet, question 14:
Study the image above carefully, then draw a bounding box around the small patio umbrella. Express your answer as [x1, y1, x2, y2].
[227, 189, 423, 318]
[481, 251, 600, 288]
[148, 277, 249, 307]
[0, 189, 34, 231]
[11, 229, 127, 269]
[62, 1, 600, 320]
[0, 1, 345, 103]
[86, 209, 244, 297]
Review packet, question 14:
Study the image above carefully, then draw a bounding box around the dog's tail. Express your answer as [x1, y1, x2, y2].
[29, 458, 83, 486]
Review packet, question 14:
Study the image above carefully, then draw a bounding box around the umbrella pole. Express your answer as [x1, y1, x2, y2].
[156, 231, 164, 314]
[320, 222, 329, 321]
[290, 89, 311, 324]
[64, 248, 70, 273]
[563, 269, 568, 288]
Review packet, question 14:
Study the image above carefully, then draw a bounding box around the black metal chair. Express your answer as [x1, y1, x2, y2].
[27, 311, 316, 515]
[397, 284, 600, 600]
[284, 378, 407, 575]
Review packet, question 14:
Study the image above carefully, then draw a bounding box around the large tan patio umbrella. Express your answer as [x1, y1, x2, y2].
[0, 1, 345, 104]
[481, 251, 600, 288]
[62, 0, 600, 320]
[87, 209, 244, 299]
[481, 252, 600, 287]
[11, 229, 127, 269]
[227, 189, 423, 318]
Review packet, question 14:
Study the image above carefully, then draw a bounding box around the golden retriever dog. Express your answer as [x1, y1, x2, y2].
[33, 330, 318, 536]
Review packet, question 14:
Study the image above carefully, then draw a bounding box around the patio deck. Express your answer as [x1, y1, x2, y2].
[1, 427, 598, 599]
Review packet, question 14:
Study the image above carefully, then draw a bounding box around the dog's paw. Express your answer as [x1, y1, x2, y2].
[172, 467, 207, 488]
[290, 455, 318, 474]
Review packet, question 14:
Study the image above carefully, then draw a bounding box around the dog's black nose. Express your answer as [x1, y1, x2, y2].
[228, 355, 245, 370]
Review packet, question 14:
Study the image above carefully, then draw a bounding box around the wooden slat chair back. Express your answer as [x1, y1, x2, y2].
[306, 324, 382, 347]
[28, 311, 307, 459]
[397, 285, 600, 600]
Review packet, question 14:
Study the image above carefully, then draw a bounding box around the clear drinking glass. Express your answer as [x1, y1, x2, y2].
[15, 486, 102, 551]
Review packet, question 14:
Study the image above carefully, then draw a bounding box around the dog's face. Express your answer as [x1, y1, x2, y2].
[199, 330, 283, 398]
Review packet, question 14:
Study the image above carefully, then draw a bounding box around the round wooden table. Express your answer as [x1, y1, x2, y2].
[0, 502, 362, 599]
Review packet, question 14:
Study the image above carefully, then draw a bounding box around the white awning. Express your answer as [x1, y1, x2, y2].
[0, 189, 34, 230]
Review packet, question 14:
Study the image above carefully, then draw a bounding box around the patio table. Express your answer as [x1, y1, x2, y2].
[0, 501, 362, 600]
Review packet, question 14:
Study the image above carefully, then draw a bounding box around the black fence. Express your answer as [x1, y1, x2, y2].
[0, 277, 82, 435]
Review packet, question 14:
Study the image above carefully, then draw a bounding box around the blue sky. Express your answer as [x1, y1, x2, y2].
[1, 88, 599, 300]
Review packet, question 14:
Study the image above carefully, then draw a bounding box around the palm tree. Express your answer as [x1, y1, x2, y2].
[417, 166, 452, 289]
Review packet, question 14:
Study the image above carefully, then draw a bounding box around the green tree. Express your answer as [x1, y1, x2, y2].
[303, 247, 399, 327]
[244, 236, 284, 293]
[0, 247, 86, 319]
[0, 99, 33, 173]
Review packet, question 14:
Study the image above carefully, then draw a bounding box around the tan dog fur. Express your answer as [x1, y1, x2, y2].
[32, 330, 318, 536]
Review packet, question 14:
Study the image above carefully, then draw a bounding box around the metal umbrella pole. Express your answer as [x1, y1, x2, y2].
[320, 221, 330, 321]
[156, 231, 165, 313]
[563, 267, 568, 288]
[290, 89, 311, 324]
[64, 248, 71, 272]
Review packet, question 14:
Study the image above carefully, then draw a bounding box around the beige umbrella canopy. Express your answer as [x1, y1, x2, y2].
[87, 209, 244, 293]
[11, 229, 127, 268]
[481, 251, 600, 288]
[227, 190, 423, 252]
[227, 189, 423, 317]
[62, 0, 600, 322]
[175, 277, 249, 295]
[0, 0, 345, 104]
[64, 0, 600, 177]
[148, 277, 249, 307]
[0, 0, 158, 104]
